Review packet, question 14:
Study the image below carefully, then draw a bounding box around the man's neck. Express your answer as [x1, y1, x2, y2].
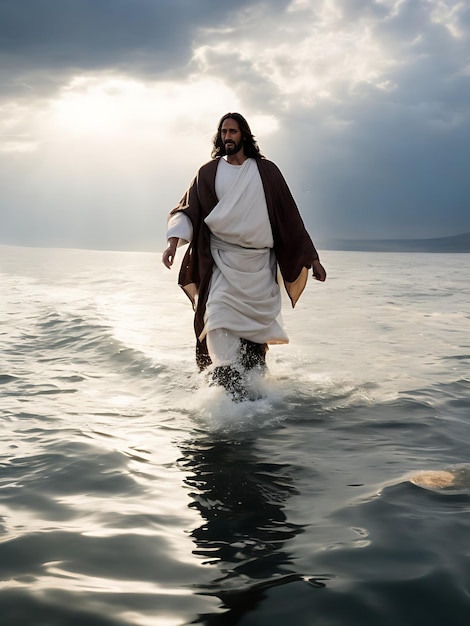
[226, 151, 248, 166]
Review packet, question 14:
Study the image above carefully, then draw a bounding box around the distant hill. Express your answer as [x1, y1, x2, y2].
[321, 232, 470, 253]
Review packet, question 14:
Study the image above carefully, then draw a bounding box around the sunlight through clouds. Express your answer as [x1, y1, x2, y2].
[37, 72, 280, 199]
[0, 103, 40, 153]
[251, 28, 395, 103]
[426, 0, 466, 38]
[0, 69, 281, 250]
[0, 140, 38, 153]
[49, 75, 242, 140]
[195, 0, 399, 106]
[44, 73, 278, 158]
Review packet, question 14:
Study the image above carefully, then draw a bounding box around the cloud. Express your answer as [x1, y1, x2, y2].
[0, 0, 289, 98]
[1, 0, 469, 248]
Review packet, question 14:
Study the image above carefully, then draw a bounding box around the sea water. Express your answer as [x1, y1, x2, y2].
[1, 245, 469, 626]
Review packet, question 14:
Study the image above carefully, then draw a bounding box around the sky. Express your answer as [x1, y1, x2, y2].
[1, 0, 469, 251]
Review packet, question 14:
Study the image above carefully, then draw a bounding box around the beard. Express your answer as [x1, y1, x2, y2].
[224, 140, 243, 155]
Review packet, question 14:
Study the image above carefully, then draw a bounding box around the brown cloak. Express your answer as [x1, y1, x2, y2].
[169, 157, 319, 369]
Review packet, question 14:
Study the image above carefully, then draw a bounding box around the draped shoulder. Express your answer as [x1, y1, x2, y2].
[256, 158, 319, 307]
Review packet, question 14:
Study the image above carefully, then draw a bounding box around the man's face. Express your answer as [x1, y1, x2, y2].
[221, 118, 243, 156]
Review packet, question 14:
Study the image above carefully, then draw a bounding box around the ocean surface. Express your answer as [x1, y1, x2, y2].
[1, 244, 469, 626]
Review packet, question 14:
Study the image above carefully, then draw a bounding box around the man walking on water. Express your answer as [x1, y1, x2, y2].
[162, 112, 326, 400]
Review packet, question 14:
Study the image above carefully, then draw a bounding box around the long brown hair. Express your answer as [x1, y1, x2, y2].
[211, 112, 264, 159]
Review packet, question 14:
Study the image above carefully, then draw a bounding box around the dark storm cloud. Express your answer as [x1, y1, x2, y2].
[272, 81, 470, 239]
[304, 107, 470, 239]
[0, 0, 290, 97]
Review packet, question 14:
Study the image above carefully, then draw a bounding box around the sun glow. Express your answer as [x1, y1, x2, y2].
[1, 71, 280, 159]
[48, 74, 280, 147]
[49, 74, 274, 141]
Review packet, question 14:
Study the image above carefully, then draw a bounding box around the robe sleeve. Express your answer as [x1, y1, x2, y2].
[167, 211, 193, 245]
[167, 161, 217, 315]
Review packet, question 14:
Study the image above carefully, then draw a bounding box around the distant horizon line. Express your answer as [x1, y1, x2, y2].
[320, 231, 470, 253]
[1, 231, 470, 254]
[322, 231, 470, 242]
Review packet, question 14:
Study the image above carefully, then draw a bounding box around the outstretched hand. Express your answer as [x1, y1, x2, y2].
[312, 259, 327, 282]
[162, 238, 178, 269]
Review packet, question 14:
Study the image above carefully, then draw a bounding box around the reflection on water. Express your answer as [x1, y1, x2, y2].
[178, 436, 314, 624]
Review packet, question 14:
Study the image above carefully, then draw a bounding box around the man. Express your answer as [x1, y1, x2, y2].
[162, 112, 326, 400]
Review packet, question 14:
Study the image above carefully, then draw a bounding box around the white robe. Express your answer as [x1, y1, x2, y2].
[167, 158, 288, 364]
